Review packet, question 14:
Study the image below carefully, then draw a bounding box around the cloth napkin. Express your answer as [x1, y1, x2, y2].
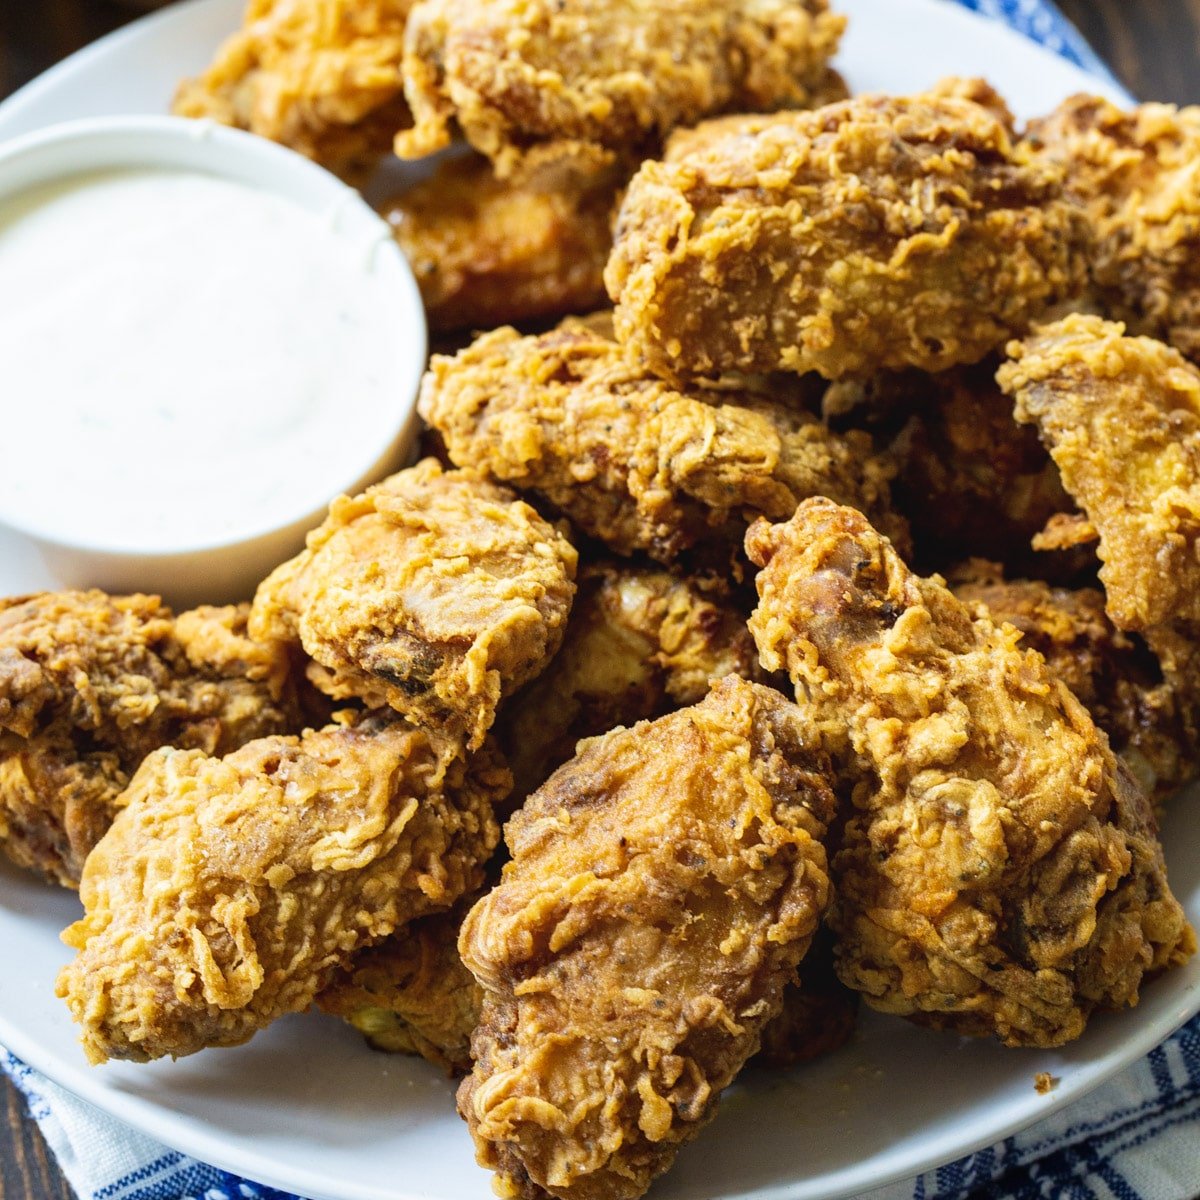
[2, 4, 1188, 1200]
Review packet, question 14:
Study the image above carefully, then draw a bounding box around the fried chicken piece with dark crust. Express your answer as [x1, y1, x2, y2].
[458, 676, 836, 1200]
[0, 592, 298, 889]
[999, 315, 1200, 633]
[395, 0, 846, 179]
[250, 460, 577, 751]
[57, 713, 507, 1065]
[747, 499, 1194, 1047]
[607, 90, 1086, 382]
[419, 317, 903, 564]
[1025, 95, 1200, 360]
[173, 0, 413, 178]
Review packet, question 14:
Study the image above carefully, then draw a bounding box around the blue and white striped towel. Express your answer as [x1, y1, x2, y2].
[5, 4, 1196, 1200]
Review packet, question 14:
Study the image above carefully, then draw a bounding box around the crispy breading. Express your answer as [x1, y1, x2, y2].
[497, 561, 760, 800]
[250, 460, 578, 750]
[747, 499, 1194, 1047]
[1025, 95, 1200, 359]
[458, 676, 836, 1200]
[395, 0, 846, 178]
[173, 0, 413, 178]
[0, 592, 297, 888]
[607, 90, 1086, 382]
[418, 317, 903, 563]
[999, 315, 1200, 632]
[57, 714, 507, 1065]
[383, 154, 619, 332]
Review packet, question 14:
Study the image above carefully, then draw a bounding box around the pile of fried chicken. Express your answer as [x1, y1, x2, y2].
[4, 2, 1200, 1198]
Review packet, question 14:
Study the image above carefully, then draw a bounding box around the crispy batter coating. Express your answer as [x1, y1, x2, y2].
[173, 0, 413, 177]
[383, 155, 619, 332]
[747, 499, 1195, 1047]
[319, 903, 480, 1073]
[954, 572, 1200, 805]
[497, 561, 760, 800]
[999, 315, 1200, 632]
[419, 317, 902, 563]
[458, 676, 836, 1200]
[250, 460, 578, 750]
[1025, 95, 1200, 359]
[606, 90, 1086, 381]
[0, 592, 296, 888]
[395, 0, 846, 178]
[57, 715, 507, 1064]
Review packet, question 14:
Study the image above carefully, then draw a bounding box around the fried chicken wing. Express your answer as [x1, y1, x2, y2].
[0, 592, 297, 888]
[250, 460, 578, 750]
[395, 0, 846, 178]
[457, 676, 836, 1200]
[1025, 95, 1200, 359]
[57, 714, 507, 1064]
[999, 315, 1200, 632]
[383, 155, 619, 332]
[173, 0, 413, 178]
[607, 90, 1086, 381]
[418, 317, 903, 563]
[747, 499, 1194, 1047]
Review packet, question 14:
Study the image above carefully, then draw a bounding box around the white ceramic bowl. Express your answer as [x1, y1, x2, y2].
[0, 115, 426, 607]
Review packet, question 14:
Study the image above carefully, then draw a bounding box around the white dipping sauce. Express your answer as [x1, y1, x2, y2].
[0, 167, 403, 550]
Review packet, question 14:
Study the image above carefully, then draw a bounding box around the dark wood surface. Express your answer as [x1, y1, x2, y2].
[1, 3, 1199, 1198]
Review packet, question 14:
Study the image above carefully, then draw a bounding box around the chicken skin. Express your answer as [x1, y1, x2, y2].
[457, 676, 836, 1200]
[57, 714, 507, 1064]
[607, 90, 1086, 382]
[999, 315, 1200, 633]
[395, 0, 846, 178]
[383, 155, 619, 333]
[0, 592, 297, 888]
[418, 317, 902, 564]
[747, 499, 1194, 1047]
[251, 460, 578, 750]
[1025, 95, 1200, 360]
[173, 0, 413, 178]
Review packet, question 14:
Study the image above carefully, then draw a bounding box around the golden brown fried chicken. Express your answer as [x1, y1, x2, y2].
[0, 592, 297, 889]
[999, 315, 1200, 633]
[1025, 95, 1200, 359]
[173, 0, 413, 178]
[319, 903, 480, 1073]
[607, 90, 1086, 382]
[395, 0, 846, 179]
[747, 499, 1194, 1047]
[458, 676, 836, 1200]
[382, 154, 619, 332]
[419, 317, 902, 563]
[251, 460, 578, 750]
[497, 561, 760, 800]
[57, 714, 507, 1065]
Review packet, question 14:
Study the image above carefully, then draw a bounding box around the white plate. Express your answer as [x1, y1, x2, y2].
[1, 4, 1188, 1200]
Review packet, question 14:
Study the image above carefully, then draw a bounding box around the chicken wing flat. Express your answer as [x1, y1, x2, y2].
[395, 0, 846, 178]
[57, 714, 506, 1064]
[457, 676, 836, 1200]
[0, 592, 297, 888]
[999, 315, 1200, 632]
[419, 317, 902, 563]
[319, 903, 480, 1073]
[1025, 95, 1200, 360]
[497, 561, 759, 800]
[606, 90, 1086, 382]
[383, 155, 618, 332]
[250, 459, 578, 750]
[747, 499, 1194, 1047]
[173, 0, 413, 178]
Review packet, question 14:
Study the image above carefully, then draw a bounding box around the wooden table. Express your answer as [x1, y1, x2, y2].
[1, 3, 1198, 1198]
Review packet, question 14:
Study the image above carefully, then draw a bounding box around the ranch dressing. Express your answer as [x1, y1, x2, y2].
[0, 167, 404, 550]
